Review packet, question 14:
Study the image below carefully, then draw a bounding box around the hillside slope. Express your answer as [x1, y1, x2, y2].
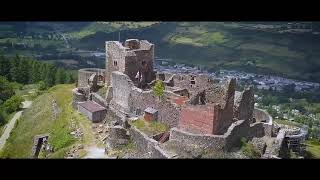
[0, 84, 92, 158]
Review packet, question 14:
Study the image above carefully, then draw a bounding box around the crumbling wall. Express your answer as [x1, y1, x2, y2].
[179, 105, 215, 134]
[129, 126, 173, 158]
[253, 108, 272, 123]
[248, 122, 265, 139]
[78, 68, 105, 88]
[224, 120, 250, 150]
[264, 129, 289, 158]
[105, 40, 154, 87]
[172, 119, 253, 152]
[105, 86, 113, 104]
[169, 127, 226, 151]
[105, 41, 126, 86]
[211, 79, 236, 135]
[72, 87, 88, 109]
[110, 71, 135, 114]
[133, 49, 154, 84]
[234, 87, 254, 123]
[159, 73, 214, 95]
[172, 89, 189, 97]
[129, 88, 181, 127]
[124, 39, 140, 49]
[31, 134, 49, 158]
[91, 93, 108, 108]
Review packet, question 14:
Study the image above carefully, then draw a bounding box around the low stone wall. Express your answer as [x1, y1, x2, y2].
[78, 68, 105, 88]
[253, 108, 273, 137]
[150, 144, 173, 159]
[129, 126, 173, 158]
[253, 108, 272, 124]
[266, 129, 289, 158]
[169, 128, 226, 151]
[170, 119, 268, 152]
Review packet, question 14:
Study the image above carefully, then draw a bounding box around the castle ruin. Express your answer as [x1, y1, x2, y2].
[72, 39, 306, 159]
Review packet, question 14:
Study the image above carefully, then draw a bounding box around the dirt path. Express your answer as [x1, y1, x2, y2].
[0, 101, 32, 150]
[83, 146, 109, 159]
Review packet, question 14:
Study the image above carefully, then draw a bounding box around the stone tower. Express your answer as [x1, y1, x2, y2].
[105, 39, 155, 88]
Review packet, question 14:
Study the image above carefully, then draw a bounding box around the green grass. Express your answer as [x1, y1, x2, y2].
[305, 140, 320, 159]
[131, 119, 169, 136]
[67, 22, 158, 39]
[0, 84, 85, 158]
[240, 138, 261, 159]
[107, 139, 138, 158]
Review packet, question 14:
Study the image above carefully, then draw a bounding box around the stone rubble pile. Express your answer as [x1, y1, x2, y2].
[92, 123, 109, 143]
[65, 144, 84, 159]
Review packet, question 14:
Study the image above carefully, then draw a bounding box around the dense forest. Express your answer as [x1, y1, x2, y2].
[0, 55, 75, 125]
[0, 55, 74, 87]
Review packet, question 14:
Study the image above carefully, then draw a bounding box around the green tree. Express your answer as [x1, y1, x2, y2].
[261, 95, 278, 106]
[0, 107, 5, 125]
[3, 95, 23, 113]
[153, 80, 165, 100]
[0, 55, 11, 80]
[9, 55, 20, 82]
[38, 81, 46, 91]
[55, 68, 66, 84]
[65, 72, 74, 84]
[44, 64, 56, 88]
[0, 76, 15, 103]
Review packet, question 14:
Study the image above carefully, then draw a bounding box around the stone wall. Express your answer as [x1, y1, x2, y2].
[91, 93, 108, 108]
[224, 120, 250, 150]
[105, 41, 126, 86]
[110, 71, 135, 114]
[159, 73, 214, 96]
[169, 127, 226, 151]
[179, 105, 215, 134]
[248, 122, 265, 139]
[129, 126, 172, 158]
[78, 68, 105, 88]
[72, 87, 88, 109]
[253, 108, 272, 123]
[171, 119, 264, 152]
[105, 40, 154, 87]
[129, 88, 181, 127]
[211, 79, 236, 135]
[264, 129, 289, 158]
[234, 87, 254, 123]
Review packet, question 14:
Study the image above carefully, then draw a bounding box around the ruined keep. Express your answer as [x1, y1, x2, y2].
[72, 38, 302, 159]
[105, 39, 155, 88]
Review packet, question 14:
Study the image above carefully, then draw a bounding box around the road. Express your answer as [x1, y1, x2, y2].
[0, 101, 32, 151]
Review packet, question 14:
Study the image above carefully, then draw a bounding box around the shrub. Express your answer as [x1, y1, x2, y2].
[152, 80, 165, 100]
[3, 95, 23, 113]
[38, 81, 46, 91]
[240, 138, 261, 159]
